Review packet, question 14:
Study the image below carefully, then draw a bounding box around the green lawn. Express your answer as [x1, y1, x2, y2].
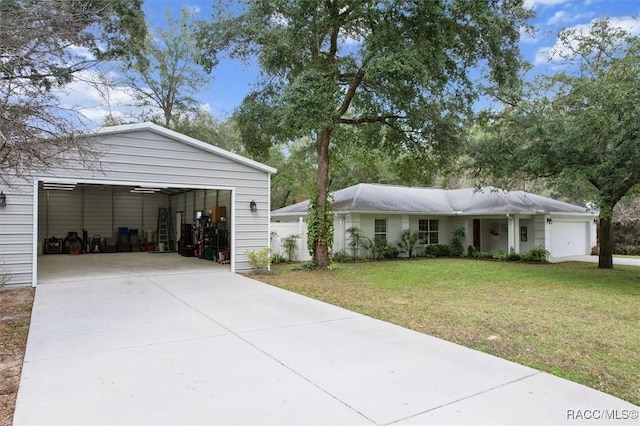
[253, 259, 640, 405]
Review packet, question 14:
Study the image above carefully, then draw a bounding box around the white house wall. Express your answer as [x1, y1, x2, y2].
[270, 211, 601, 261]
[482, 218, 509, 252]
[518, 218, 536, 253]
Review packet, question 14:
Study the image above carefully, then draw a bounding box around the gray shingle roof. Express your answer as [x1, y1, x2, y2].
[271, 183, 590, 216]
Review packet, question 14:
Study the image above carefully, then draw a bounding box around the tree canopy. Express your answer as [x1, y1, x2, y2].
[117, 8, 211, 126]
[467, 18, 640, 268]
[198, 0, 531, 267]
[0, 0, 146, 183]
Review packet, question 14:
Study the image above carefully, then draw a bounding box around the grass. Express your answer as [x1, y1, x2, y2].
[0, 288, 35, 426]
[253, 259, 640, 405]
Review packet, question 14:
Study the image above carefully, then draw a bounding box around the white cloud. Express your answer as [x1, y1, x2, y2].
[524, 0, 569, 10]
[534, 16, 640, 64]
[55, 69, 156, 126]
[534, 46, 552, 64]
[547, 11, 568, 25]
[67, 44, 96, 61]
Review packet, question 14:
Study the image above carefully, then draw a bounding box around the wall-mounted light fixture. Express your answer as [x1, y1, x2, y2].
[249, 200, 257, 212]
[546, 217, 553, 225]
[0, 191, 6, 208]
[593, 218, 599, 224]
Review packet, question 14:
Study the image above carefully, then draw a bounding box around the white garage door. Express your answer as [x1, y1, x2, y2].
[551, 221, 589, 257]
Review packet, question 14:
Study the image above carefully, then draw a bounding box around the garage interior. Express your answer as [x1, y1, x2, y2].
[37, 182, 232, 281]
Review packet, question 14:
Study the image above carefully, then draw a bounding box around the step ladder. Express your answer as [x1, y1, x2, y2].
[156, 207, 172, 251]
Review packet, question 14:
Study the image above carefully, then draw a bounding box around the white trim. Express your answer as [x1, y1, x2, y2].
[230, 189, 236, 273]
[92, 122, 277, 174]
[34, 177, 235, 192]
[272, 210, 598, 219]
[267, 174, 272, 272]
[31, 179, 39, 287]
[32, 177, 237, 285]
[547, 214, 597, 221]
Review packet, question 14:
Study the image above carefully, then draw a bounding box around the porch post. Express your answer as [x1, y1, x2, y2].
[507, 215, 516, 254]
[513, 215, 520, 254]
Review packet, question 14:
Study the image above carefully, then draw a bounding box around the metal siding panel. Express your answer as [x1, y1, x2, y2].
[195, 189, 206, 214]
[142, 193, 170, 237]
[0, 243, 31, 255]
[16, 128, 270, 280]
[35, 133, 266, 191]
[83, 187, 114, 236]
[40, 189, 83, 239]
[113, 189, 144, 232]
[3, 273, 32, 287]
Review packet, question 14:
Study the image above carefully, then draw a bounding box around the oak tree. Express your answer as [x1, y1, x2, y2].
[118, 8, 211, 127]
[467, 18, 640, 268]
[198, 0, 531, 266]
[0, 0, 146, 183]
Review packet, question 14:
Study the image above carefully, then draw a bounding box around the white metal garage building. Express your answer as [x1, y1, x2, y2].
[0, 122, 276, 287]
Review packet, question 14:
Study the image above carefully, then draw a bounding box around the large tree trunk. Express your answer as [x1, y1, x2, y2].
[313, 126, 332, 267]
[598, 216, 614, 269]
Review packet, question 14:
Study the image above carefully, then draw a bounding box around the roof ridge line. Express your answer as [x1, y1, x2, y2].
[351, 183, 366, 210]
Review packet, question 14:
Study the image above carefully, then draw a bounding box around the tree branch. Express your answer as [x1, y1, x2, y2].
[339, 114, 405, 125]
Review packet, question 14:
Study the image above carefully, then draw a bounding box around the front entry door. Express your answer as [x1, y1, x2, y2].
[473, 219, 481, 250]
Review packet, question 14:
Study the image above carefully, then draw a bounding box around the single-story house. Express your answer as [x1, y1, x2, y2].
[270, 183, 598, 260]
[0, 122, 276, 287]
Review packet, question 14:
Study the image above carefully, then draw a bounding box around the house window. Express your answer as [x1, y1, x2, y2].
[374, 219, 387, 243]
[418, 219, 439, 244]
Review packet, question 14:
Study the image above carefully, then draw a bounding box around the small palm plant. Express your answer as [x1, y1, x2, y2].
[398, 230, 420, 257]
[346, 226, 367, 260]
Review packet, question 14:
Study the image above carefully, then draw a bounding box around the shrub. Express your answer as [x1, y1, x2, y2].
[475, 251, 492, 259]
[346, 226, 367, 260]
[491, 250, 506, 261]
[506, 248, 521, 261]
[522, 246, 550, 263]
[466, 245, 477, 258]
[449, 225, 466, 257]
[397, 230, 420, 257]
[333, 250, 351, 263]
[271, 253, 286, 264]
[425, 244, 451, 257]
[613, 244, 640, 256]
[246, 247, 271, 272]
[612, 219, 640, 254]
[382, 246, 400, 259]
[366, 238, 386, 259]
[282, 234, 300, 261]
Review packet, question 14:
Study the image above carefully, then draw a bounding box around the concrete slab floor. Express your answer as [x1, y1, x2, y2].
[37, 251, 227, 283]
[14, 272, 639, 425]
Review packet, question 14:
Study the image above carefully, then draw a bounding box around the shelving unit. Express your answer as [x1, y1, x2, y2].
[181, 207, 230, 264]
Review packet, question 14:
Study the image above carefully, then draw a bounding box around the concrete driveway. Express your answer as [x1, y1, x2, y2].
[14, 268, 638, 425]
[551, 255, 640, 266]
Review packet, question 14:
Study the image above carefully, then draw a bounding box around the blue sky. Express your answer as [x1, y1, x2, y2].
[68, 0, 640, 124]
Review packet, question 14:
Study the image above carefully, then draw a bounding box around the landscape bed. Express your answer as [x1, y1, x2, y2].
[0, 288, 34, 425]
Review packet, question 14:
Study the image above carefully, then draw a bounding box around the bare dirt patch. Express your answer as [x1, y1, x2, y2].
[0, 288, 34, 426]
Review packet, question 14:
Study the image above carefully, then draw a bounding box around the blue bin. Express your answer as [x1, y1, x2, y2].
[118, 227, 129, 235]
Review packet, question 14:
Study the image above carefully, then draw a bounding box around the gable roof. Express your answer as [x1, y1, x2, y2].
[271, 183, 592, 216]
[92, 122, 277, 174]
